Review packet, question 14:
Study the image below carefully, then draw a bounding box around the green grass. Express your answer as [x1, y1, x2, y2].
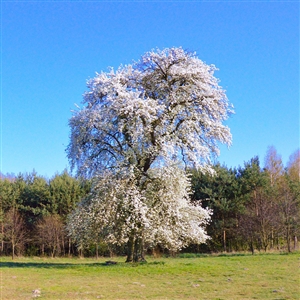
[1, 252, 299, 299]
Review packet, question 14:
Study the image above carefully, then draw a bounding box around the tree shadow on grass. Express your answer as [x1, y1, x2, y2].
[0, 261, 119, 269]
[1, 260, 165, 269]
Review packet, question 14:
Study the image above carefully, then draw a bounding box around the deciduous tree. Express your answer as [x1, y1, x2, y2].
[4, 208, 28, 259]
[36, 214, 64, 257]
[279, 150, 300, 251]
[67, 47, 233, 261]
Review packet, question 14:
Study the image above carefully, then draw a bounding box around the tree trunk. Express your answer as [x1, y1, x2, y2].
[140, 238, 145, 261]
[250, 237, 254, 255]
[126, 235, 146, 263]
[223, 230, 226, 252]
[79, 243, 84, 258]
[1, 223, 4, 253]
[95, 243, 99, 260]
[134, 238, 139, 262]
[126, 236, 134, 263]
[51, 245, 56, 258]
[133, 238, 146, 262]
[286, 224, 291, 252]
[68, 238, 71, 257]
[271, 229, 274, 249]
[62, 235, 65, 256]
[12, 243, 15, 260]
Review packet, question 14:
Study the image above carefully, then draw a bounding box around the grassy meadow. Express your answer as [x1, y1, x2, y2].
[1, 252, 299, 299]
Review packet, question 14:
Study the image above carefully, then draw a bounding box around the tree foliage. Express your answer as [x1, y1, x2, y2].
[67, 165, 211, 261]
[67, 47, 233, 261]
[67, 47, 233, 177]
[0, 171, 89, 257]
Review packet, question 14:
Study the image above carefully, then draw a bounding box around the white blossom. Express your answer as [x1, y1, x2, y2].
[66, 47, 233, 260]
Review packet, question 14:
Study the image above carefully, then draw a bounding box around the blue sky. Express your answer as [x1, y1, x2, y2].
[1, 1, 299, 178]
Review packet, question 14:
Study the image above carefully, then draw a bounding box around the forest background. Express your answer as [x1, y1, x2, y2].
[1, 146, 299, 259]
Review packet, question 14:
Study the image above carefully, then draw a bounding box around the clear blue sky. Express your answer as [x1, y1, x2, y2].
[1, 1, 299, 178]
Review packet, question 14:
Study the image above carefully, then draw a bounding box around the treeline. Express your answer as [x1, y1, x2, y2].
[0, 147, 299, 258]
[191, 147, 299, 254]
[0, 171, 91, 258]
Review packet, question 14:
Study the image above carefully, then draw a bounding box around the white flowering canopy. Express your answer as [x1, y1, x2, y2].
[67, 165, 212, 252]
[67, 47, 233, 177]
[67, 47, 233, 259]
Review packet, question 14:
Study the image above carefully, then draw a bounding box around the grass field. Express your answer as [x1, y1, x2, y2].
[1, 252, 299, 299]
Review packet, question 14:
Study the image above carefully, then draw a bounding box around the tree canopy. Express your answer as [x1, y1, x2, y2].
[67, 47, 233, 262]
[67, 47, 233, 177]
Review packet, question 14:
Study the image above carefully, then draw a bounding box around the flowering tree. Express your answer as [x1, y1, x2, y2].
[67, 47, 233, 262]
